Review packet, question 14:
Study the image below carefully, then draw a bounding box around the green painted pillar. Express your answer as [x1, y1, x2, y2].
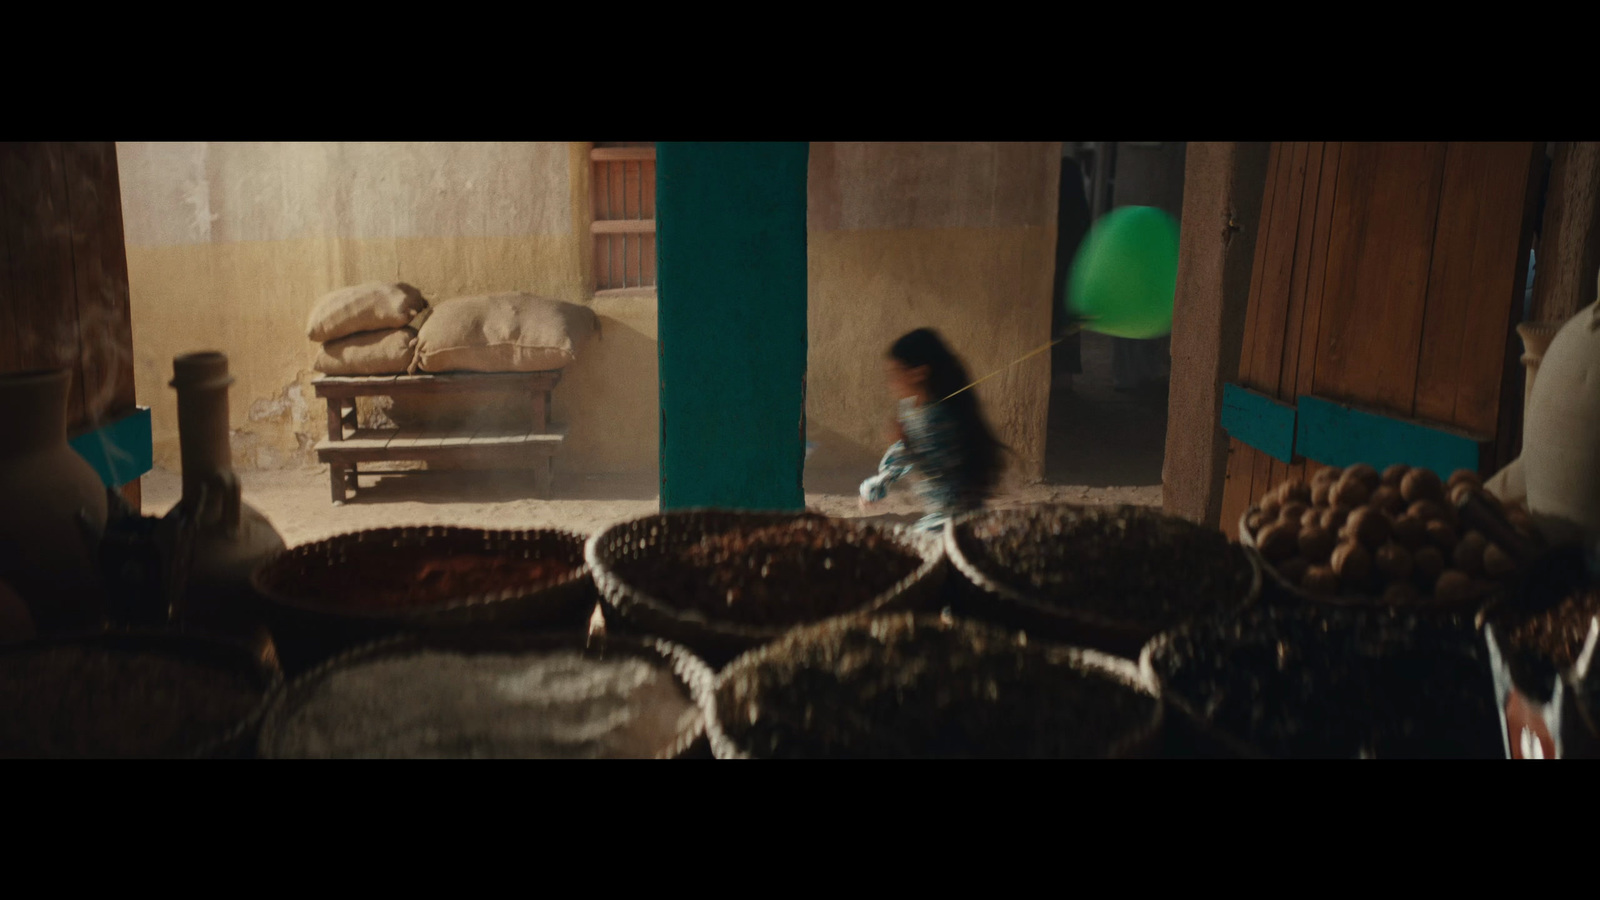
[656, 142, 809, 511]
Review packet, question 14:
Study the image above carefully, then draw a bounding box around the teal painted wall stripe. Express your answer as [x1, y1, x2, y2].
[1220, 383, 1296, 464]
[69, 406, 153, 488]
[1294, 395, 1485, 476]
[656, 142, 809, 511]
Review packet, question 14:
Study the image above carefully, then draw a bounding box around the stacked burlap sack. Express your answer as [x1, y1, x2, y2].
[309, 284, 600, 376]
[308, 283, 428, 376]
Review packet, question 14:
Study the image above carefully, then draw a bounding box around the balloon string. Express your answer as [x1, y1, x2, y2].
[936, 321, 1088, 405]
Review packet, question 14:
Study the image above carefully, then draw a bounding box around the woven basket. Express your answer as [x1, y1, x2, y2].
[1238, 506, 1490, 617]
[586, 509, 947, 668]
[0, 628, 283, 759]
[1137, 629, 1269, 760]
[945, 504, 1262, 659]
[1140, 604, 1502, 759]
[252, 525, 597, 676]
[705, 612, 1165, 759]
[255, 629, 715, 759]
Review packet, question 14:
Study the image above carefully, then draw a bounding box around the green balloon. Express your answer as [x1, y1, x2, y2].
[1066, 206, 1179, 339]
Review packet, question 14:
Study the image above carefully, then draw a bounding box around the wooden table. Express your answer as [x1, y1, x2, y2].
[313, 372, 565, 504]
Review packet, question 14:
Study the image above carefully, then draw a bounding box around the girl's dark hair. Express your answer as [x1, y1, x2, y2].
[889, 328, 1006, 498]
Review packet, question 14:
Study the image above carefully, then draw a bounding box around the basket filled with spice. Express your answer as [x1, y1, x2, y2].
[1548, 615, 1600, 758]
[1238, 465, 1538, 615]
[255, 630, 714, 759]
[253, 526, 595, 675]
[586, 510, 945, 668]
[944, 504, 1260, 659]
[0, 629, 282, 758]
[706, 612, 1163, 759]
[1478, 550, 1596, 758]
[1140, 602, 1503, 759]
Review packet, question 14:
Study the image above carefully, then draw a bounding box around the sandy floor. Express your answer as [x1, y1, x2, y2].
[139, 467, 1160, 548]
[140, 333, 1169, 547]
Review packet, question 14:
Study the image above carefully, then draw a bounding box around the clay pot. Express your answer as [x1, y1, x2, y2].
[0, 369, 107, 634]
[1523, 301, 1600, 549]
[1517, 321, 1565, 423]
[159, 353, 286, 641]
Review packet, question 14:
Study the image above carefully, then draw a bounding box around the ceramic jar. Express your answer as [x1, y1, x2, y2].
[159, 353, 286, 640]
[0, 369, 108, 634]
[1523, 300, 1600, 554]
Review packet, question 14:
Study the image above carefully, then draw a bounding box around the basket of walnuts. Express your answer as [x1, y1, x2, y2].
[1238, 463, 1540, 611]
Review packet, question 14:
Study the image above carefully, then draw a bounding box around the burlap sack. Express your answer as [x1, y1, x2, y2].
[313, 328, 419, 376]
[415, 293, 598, 374]
[306, 283, 428, 342]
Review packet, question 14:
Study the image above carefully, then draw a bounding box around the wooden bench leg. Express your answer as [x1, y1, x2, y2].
[326, 399, 343, 442]
[329, 463, 348, 505]
[532, 391, 549, 433]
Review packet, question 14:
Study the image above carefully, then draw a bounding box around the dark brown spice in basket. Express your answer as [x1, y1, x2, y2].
[0, 646, 263, 758]
[1502, 588, 1600, 671]
[619, 521, 920, 628]
[1151, 605, 1501, 759]
[266, 552, 575, 613]
[958, 505, 1254, 631]
[716, 616, 1157, 758]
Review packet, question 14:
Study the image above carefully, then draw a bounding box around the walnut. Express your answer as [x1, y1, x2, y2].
[1332, 477, 1371, 508]
[1483, 543, 1517, 578]
[1331, 541, 1373, 588]
[1344, 507, 1392, 547]
[1453, 531, 1488, 577]
[1301, 565, 1340, 596]
[1433, 570, 1474, 605]
[1320, 506, 1352, 532]
[1311, 467, 1343, 488]
[1299, 525, 1337, 563]
[1408, 499, 1450, 524]
[1278, 481, 1313, 507]
[1381, 464, 1411, 487]
[1412, 546, 1445, 586]
[1425, 519, 1458, 552]
[1311, 481, 1332, 507]
[1369, 485, 1406, 515]
[1280, 503, 1311, 527]
[1257, 522, 1300, 562]
[1448, 469, 1483, 491]
[1345, 463, 1381, 491]
[1374, 542, 1414, 581]
[1401, 468, 1446, 505]
[1392, 515, 1428, 550]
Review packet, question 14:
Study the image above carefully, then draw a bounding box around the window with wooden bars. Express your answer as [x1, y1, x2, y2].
[591, 142, 655, 293]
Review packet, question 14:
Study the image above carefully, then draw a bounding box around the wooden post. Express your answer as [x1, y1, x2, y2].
[1161, 142, 1271, 527]
[0, 142, 142, 508]
[1530, 142, 1600, 325]
[656, 142, 809, 511]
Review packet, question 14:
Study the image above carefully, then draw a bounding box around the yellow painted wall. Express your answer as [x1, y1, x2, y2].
[805, 142, 1060, 486]
[117, 142, 658, 477]
[118, 142, 1057, 490]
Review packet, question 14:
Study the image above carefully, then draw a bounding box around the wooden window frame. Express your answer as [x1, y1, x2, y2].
[590, 144, 656, 296]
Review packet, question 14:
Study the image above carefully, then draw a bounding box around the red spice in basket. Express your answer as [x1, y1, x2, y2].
[274, 552, 576, 613]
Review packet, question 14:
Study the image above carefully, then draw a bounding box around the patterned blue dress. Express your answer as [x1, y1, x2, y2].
[859, 398, 985, 533]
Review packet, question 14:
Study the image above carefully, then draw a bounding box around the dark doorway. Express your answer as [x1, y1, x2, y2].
[1044, 142, 1185, 489]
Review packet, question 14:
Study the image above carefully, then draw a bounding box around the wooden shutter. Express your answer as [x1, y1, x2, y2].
[591, 143, 655, 292]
